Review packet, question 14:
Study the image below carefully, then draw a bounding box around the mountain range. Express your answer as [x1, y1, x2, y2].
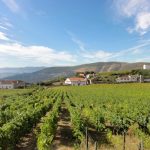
[1, 62, 150, 83]
[0, 67, 44, 79]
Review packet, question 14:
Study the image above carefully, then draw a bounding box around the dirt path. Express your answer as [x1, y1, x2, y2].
[51, 102, 74, 150]
[15, 110, 50, 150]
[15, 128, 38, 150]
[16, 103, 74, 150]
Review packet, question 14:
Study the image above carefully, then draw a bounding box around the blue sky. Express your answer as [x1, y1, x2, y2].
[0, 0, 150, 67]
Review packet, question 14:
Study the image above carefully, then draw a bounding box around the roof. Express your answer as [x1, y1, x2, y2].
[68, 77, 86, 82]
[0, 80, 24, 84]
[79, 73, 85, 77]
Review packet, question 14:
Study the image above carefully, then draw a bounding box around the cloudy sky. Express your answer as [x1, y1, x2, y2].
[0, 0, 150, 67]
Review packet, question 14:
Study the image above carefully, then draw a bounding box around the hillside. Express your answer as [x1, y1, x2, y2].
[4, 62, 150, 83]
[4, 66, 75, 83]
[0, 67, 45, 79]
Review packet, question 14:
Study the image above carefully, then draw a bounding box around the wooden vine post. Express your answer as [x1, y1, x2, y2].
[123, 131, 126, 150]
[95, 141, 98, 150]
[139, 139, 144, 150]
[86, 127, 89, 150]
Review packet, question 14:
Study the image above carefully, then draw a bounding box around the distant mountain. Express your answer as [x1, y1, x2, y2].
[4, 66, 75, 83]
[4, 62, 150, 83]
[0, 67, 45, 79]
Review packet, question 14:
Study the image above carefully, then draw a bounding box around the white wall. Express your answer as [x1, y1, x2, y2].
[64, 78, 87, 85]
[64, 78, 72, 85]
[143, 65, 150, 70]
[144, 79, 150, 82]
[0, 84, 14, 89]
[71, 81, 87, 85]
[116, 76, 138, 82]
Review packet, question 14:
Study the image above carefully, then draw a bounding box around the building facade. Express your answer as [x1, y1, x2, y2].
[64, 77, 87, 86]
[0, 80, 25, 89]
[144, 79, 150, 82]
[116, 75, 139, 83]
[143, 64, 150, 70]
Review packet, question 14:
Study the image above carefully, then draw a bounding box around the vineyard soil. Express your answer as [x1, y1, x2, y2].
[51, 102, 74, 150]
[16, 129, 37, 150]
[1, 84, 150, 150]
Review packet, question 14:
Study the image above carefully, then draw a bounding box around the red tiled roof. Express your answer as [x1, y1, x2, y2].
[0, 80, 24, 84]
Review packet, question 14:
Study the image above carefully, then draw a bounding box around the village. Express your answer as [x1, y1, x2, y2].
[64, 64, 150, 85]
[0, 64, 150, 89]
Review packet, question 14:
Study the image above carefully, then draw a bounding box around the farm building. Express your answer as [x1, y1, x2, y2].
[0, 80, 26, 89]
[116, 75, 139, 83]
[144, 79, 150, 82]
[64, 77, 87, 86]
[143, 64, 150, 70]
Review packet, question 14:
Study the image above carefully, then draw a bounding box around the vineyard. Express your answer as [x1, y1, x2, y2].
[0, 84, 150, 150]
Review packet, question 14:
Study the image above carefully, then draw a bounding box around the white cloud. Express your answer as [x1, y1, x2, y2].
[68, 31, 150, 63]
[67, 31, 113, 61]
[0, 25, 8, 30]
[115, 0, 150, 35]
[0, 28, 149, 67]
[116, 0, 150, 17]
[0, 31, 10, 41]
[67, 31, 85, 51]
[0, 26, 77, 67]
[0, 42, 76, 66]
[131, 48, 141, 54]
[3, 21, 13, 28]
[111, 40, 150, 58]
[82, 50, 112, 61]
[2, 0, 20, 13]
[0, 17, 13, 30]
[0, 39, 149, 67]
[135, 12, 150, 35]
[83, 39, 150, 62]
[135, 56, 150, 62]
[72, 37, 85, 51]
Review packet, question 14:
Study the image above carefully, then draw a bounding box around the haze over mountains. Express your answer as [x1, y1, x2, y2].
[0, 62, 150, 83]
[0, 67, 45, 79]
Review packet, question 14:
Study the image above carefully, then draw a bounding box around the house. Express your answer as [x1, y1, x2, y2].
[64, 77, 87, 86]
[143, 64, 150, 70]
[0, 80, 26, 89]
[144, 79, 150, 82]
[116, 75, 139, 83]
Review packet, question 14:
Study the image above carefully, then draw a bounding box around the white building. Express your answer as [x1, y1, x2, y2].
[143, 64, 150, 70]
[144, 79, 150, 82]
[0, 80, 25, 89]
[116, 75, 139, 83]
[64, 77, 87, 86]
